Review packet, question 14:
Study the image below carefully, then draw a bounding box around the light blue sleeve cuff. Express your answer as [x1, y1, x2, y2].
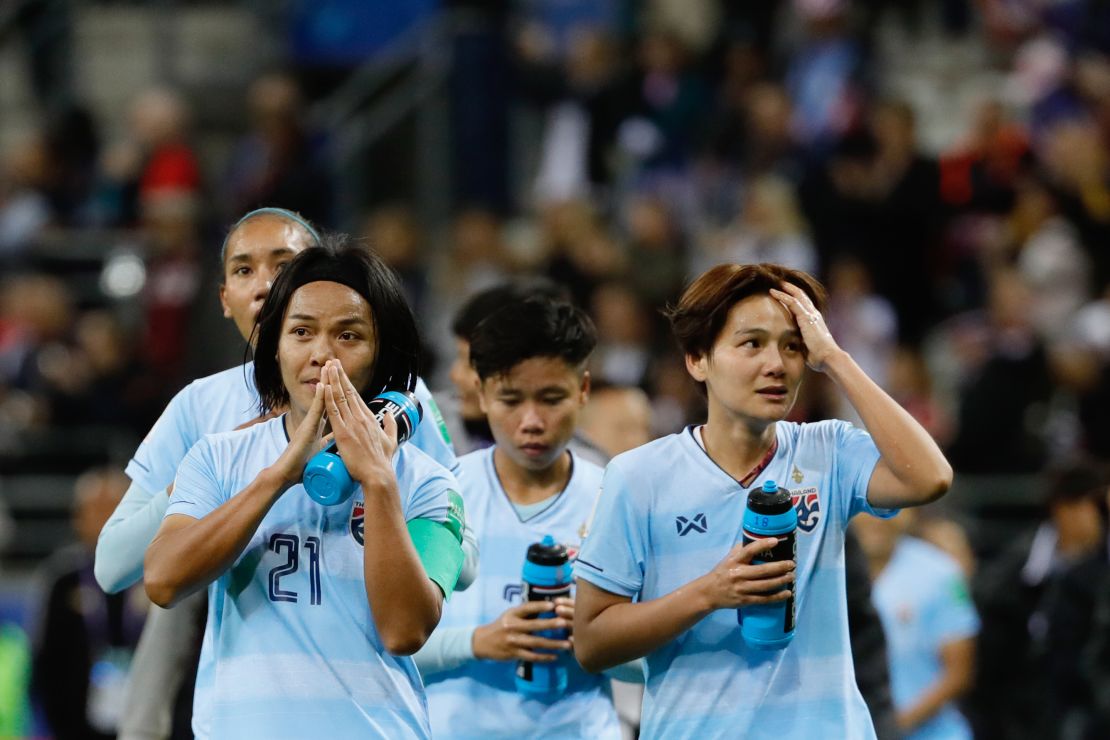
[455, 521, 480, 592]
[412, 626, 476, 676]
[94, 480, 169, 593]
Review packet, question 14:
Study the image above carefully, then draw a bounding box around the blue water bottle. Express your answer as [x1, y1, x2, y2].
[302, 390, 423, 506]
[739, 479, 797, 650]
[515, 535, 573, 696]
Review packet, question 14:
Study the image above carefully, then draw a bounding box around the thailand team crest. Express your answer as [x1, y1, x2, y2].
[350, 499, 365, 545]
[790, 487, 821, 532]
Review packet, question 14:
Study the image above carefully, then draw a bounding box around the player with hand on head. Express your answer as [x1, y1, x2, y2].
[418, 296, 638, 739]
[144, 237, 463, 738]
[573, 263, 953, 739]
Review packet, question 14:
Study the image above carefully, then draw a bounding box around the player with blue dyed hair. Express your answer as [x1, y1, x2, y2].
[144, 236, 464, 737]
[574, 263, 954, 739]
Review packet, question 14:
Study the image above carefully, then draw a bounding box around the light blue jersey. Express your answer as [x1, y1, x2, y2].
[576, 421, 891, 740]
[424, 448, 621, 739]
[167, 415, 457, 739]
[128, 363, 458, 493]
[873, 537, 979, 740]
[99, 362, 456, 593]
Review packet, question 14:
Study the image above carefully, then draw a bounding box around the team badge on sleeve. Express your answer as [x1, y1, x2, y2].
[350, 499, 365, 545]
[790, 487, 821, 532]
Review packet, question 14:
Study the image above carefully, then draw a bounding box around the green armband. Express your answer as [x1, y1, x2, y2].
[408, 492, 466, 599]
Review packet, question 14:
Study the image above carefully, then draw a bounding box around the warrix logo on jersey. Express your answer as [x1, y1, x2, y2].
[350, 499, 365, 545]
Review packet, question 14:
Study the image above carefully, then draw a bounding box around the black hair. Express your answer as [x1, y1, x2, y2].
[1046, 457, 1110, 507]
[252, 233, 420, 413]
[451, 279, 571, 341]
[468, 296, 597, 381]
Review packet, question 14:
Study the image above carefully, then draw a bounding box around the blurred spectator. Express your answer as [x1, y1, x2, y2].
[525, 26, 631, 201]
[868, 99, 943, 341]
[1039, 117, 1110, 289]
[1058, 280, 1110, 457]
[855, 509, 979, 740]
[1028, 462, 1110, 739]
[40, 311, 161, 435]
[623, 194, 686, 305]
[4, 0, 75, 110]
[694, 174, 818, 277]
[617, 30, 711, 176]
[224, 73, 333, 227]
[0, 273, 74, 429]
[943, 269, 1054, 474]
[969, 457, 1108, 739]
[31, 468, 148, 739]
[887, 345, 953, 445]
[590, 281, 654, 388]
[940, 98, 1030, 213]
[784, 3, 864, 158]
[578, 381, 653, 457]
[539, 199, 626, 307]
[0, 134, 52, 260]
[1006, 175, 1092, 337]
[361, 204, 429, 315]
[138, 192, 202, 387]
[426, 207, 516, 373]
[97, 88, 201, 228]
[824, 256, 897, 417]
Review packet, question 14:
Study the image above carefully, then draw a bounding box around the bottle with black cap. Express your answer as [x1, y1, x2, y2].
[739, 479, 797, 649]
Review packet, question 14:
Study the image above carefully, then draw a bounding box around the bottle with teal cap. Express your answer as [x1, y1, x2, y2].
[302, 390, 422, 506]
[515, 535, 573, 696]
[739, 479, 797, 649]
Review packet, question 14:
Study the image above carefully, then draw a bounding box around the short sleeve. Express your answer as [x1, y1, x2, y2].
[834, 422, 890, 521]
[166, 438, 225, 520]
[575, 464, 646, 598]
[924, 570, 980, 647]
[126, 385, 197, 494]
[396, 447, 454, 525]
[410, 379, 460, 476]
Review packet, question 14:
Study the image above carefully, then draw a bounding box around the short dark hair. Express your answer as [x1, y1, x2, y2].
[468, 296, 597, 381]
[451, 279, 571, 341]
[252, 233, 420, 412]
[1046, 457, 1110, 507]
[665, 262, 827, 363]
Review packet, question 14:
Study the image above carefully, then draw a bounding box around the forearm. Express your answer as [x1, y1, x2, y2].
[143, 469, 286, 607]
[411, 626, 475, 676]
[95, 481, 169, 593]
[898, 672, 971, 731]
[576, 578, 714, 673]
[824, 349, 952, 505]
[361, 480, 443, 655]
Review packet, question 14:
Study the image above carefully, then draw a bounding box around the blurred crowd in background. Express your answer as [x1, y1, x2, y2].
[2, 0, 1110, 737]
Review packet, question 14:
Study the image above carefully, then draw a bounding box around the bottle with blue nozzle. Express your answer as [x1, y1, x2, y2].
[515, 535, 573, 696]
[302, 390, 422, 506]
[739, 479, 797, 650]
